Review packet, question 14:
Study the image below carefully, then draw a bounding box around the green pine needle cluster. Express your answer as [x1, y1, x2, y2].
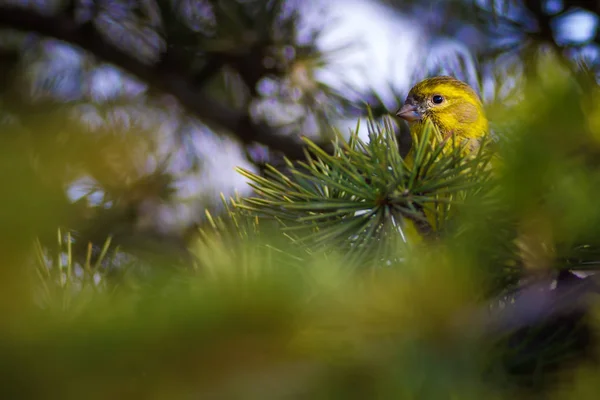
[236, 115, 494, 263]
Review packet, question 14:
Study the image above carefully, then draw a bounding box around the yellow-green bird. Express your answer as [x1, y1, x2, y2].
[396, 76, 488, 163]
[395, 76, 489, 237]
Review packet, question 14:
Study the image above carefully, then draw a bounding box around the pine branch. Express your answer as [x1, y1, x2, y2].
[0, 4, 333, 160]
[236, 116, 494, 262]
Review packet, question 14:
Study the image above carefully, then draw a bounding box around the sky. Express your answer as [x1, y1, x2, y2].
[313, 0, 421, 100]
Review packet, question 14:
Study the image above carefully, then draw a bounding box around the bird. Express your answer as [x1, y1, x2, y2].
[393, 76, 490, 238]
[396, 76, 488, 164]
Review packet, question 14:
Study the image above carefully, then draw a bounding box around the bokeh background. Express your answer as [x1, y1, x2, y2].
[3, 0, 600, 398]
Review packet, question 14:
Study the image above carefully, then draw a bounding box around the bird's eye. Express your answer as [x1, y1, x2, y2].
[432, 95, 444, 104]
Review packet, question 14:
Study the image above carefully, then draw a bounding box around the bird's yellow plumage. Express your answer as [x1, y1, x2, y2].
[397, 76, 488, 164]
[395, 76, 489, 238]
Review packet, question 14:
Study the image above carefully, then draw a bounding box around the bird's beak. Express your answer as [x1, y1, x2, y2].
[396, 103, 422, 122]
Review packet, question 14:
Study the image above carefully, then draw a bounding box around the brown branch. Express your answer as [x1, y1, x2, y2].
[0, 4, 329, 160]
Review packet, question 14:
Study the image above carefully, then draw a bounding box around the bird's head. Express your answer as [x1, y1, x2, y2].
[396, 76, 488, 138]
